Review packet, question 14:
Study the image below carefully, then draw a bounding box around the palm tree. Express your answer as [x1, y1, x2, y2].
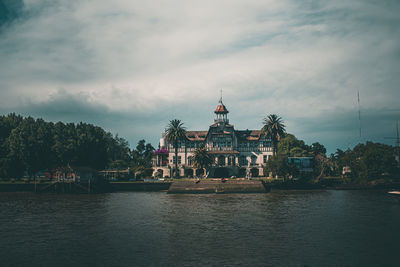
[165, 119, 187, 178]
[192, 146, 214, 178]
[261, 114, 286, 156]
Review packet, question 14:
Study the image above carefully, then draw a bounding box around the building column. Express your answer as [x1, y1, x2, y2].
[225, 156, 229, 166]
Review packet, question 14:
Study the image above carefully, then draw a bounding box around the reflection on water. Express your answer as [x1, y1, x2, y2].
[0, 190, 399, 266]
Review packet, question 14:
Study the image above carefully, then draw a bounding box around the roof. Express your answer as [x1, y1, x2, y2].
[235, 130, 263, 141]
[185, 131, 208, 141]
[215, 103, 229, 114]
[210, 123, 233, 128]
[184, 129, 266, 141]
[211, 131, 232, 135]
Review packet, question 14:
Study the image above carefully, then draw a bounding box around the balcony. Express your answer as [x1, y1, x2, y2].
[237, 147, 273, 152]
[207, 147, 235, 152]
[167, 146, 273, 153]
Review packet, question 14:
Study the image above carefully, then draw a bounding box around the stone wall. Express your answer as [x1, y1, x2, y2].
[167, 179, 270, 194]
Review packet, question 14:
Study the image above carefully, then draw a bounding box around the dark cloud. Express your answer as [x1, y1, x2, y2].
[0, 0, 23, 26]
[0, 90, 167, 148]
[291, 108, 400, 154]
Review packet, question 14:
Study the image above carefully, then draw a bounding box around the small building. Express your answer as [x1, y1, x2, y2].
[288, 157, 314, 172]
[53, 166, 97, 183]
[99, 168, 133, 181]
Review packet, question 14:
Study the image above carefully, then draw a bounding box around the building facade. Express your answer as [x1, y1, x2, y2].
[153, 98, 274, 178]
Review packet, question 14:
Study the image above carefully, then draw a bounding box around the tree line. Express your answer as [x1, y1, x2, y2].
[0, 113, 154, 178]
[265, 133, 400, 183]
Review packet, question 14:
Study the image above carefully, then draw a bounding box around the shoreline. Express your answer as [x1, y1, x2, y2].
[0, 179, 398, 193]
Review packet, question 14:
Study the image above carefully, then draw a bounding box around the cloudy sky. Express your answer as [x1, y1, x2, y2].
[1, 0, 399, 153]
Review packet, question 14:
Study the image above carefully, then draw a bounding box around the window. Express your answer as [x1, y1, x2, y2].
[188, 156, 192, 166]
[263, 141, 271, 147]
[263, 155, 268, 163]
[173, 156, 182, 164]
[239, 156, 247, 165]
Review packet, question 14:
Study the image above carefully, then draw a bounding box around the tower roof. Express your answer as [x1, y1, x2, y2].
[214, 95, 229, 114]
[215, 103, 229, 114]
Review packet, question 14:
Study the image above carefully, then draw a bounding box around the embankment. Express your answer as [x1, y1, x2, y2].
[167, 179, 270, 194]
[0, 181, 172, 193]
[109, 181, 171, 191]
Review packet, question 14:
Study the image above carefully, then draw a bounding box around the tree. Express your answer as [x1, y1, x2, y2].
[332, 142, 399, 182]
[261, 114, 286, 156]
[311, 142, 327, 156]
[130, 139, 154, 170]
[0, 113, 24, 178]
[0, 114, 142, 178]
[8, 117, 54, 179]
[192, 146, 214, 177]
[165, 119, 186, 178]
[52, 122, 78, 167]
[264, 155, 298, 179]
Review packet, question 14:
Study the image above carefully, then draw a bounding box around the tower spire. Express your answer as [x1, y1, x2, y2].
[214, 90, 229, 124]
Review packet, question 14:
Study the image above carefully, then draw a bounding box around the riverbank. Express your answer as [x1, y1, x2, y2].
[0, 181, 172, 193]
[1, 179, 399, 193]
[167, 179, 269, 194]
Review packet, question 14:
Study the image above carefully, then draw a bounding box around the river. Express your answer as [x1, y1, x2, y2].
[0, 190, 399, 266]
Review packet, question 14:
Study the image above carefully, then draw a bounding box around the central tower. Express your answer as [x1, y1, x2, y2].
[214, 95, 229, 125]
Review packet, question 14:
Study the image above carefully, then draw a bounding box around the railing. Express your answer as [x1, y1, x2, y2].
[237, 147, 273, 152]
[207, 147, 235, 152]
[167, 147, 273, 153]
[155, 162, 266, 168]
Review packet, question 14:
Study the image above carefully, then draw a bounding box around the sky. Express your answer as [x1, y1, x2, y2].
[1, 0, 400, 154]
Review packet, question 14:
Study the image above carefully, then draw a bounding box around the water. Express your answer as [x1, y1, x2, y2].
[0, 190, 399, 267]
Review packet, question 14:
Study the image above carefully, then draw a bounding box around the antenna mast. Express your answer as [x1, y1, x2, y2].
[358, 91, 362, 142]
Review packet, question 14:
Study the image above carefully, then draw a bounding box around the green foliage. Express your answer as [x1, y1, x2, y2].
[130, 139, 155, 171]
[333, 142, 399, 182]
[261, 114, 286, 155]
[192, 146, 214, 173]
[277, 133, 316, 157]
[311, 142, 326, 156]
[0, 114, 136, 178]
[165, 119, 186, 178]
[264, 155, 299, 179]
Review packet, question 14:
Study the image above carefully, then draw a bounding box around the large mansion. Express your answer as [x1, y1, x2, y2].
[153, 98, 274, 178]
